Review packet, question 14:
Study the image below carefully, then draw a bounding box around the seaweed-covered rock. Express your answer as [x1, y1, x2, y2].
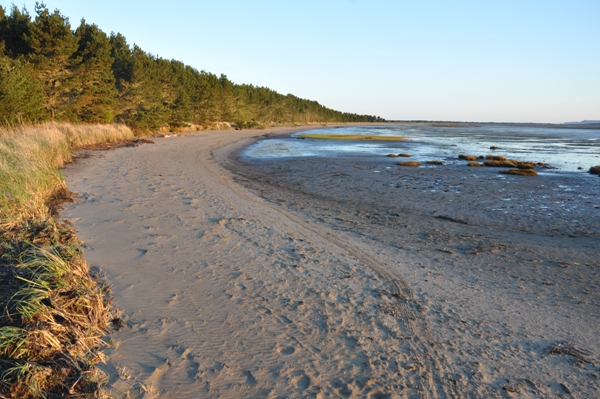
[485, 155, 507, 161]
[396, 161, 421, 167]
[500, 168, 538, 176]
[458, 154, 478, 161]
[590, 165, 600, 175]
[516, 163, 535, 170]
[484, 160, 517, 167]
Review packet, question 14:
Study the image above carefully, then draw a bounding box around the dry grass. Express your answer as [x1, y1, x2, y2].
[396, 161, 421, 167]
[0, 122, 134, 221]
[1, 122, 135, 398]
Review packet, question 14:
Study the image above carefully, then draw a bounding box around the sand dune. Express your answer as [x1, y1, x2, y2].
[63, 128, 600, 398]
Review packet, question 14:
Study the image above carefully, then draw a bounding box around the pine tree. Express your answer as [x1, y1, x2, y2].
[0, 55, 45, 123]
[168, 90, 192, 130]
[0, 5, 32, 58]
[109, 32, 133, 90]
[25, 3, 78, 120]
[70, 20, 117, 122]
[116, 45, 168, 131]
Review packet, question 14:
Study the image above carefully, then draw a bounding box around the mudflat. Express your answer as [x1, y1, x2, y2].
[63, 128, 600, 398]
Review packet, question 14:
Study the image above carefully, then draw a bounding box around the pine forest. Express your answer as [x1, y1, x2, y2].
[0, 3, 383, 132]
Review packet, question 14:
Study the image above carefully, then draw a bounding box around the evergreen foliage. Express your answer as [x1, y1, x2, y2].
[0, 3, 383, 129]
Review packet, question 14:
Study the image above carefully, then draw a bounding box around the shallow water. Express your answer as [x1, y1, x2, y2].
[244, 124, 600, 174]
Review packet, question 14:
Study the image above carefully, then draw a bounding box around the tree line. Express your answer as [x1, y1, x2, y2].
[0, 3, 383, 131]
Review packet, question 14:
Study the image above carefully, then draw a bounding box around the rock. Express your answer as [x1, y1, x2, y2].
[458, 154, 478, 161]
[387, 154, 399, 157]
[589, 165, 600, 175]
[490, 146, 500, 150]
[426, 160, 444, 165]
[397, 161, 421, 167]
[399, 153, 412, 157]
[467, 161, 482, 167]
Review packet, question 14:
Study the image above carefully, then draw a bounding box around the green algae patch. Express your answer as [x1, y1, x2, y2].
[297, 134, 407, 141]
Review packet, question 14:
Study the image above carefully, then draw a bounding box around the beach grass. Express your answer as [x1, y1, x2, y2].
[0, 122, 134, 221]
[1, 122, 135, 398]
[298, 133, 406, 141]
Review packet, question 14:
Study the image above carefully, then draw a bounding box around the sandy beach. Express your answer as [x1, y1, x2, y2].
[62, 127, 600, 398]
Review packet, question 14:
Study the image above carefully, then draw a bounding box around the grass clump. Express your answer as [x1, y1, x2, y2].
[1, 122, 135, 398]
[297, 134, 406, 141]
[1, 245, 110, 398]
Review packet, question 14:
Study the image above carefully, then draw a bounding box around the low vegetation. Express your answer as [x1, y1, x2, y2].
[0, 122, 135, 398]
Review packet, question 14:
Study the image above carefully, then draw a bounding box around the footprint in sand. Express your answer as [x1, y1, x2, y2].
[278, 346, 295, 355]
[291, 373, 310, 390]
[244, 371, 258, 386]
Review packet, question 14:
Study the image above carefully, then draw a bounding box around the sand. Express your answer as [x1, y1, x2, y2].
[62, 128, 600, 398]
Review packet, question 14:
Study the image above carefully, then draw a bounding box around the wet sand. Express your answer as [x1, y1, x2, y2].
[63, 128, 600, 398]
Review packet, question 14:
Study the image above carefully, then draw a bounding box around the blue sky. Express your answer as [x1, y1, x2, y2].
[3, 0, 599, 123]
